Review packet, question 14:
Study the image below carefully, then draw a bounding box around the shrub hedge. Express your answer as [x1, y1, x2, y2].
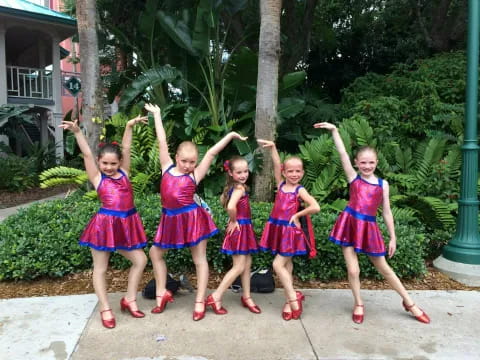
[0, 194, 427, 281]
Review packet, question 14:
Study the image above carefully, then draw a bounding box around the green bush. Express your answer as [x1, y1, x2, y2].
[0, 154, 37, 191]
[0, 194, 428, 281]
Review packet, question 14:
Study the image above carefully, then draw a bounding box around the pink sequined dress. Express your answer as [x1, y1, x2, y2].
[329, 175, 386, 256]
[79, 169, 147, 251]
[221, 188, 258, 255]
[259, 182, 308, 256]
[153, 165, 218, 248]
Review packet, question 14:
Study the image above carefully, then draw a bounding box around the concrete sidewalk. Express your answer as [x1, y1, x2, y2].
[0, 193, 67, 222]
[1, 289, 479, 360]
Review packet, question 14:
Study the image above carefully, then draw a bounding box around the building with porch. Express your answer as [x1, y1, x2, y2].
[0, 0, 78, 159]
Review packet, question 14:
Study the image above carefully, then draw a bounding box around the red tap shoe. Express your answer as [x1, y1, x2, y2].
[352, 304, 364, 324]
[241, 296, 261, 314]
[120, 297, 145, 318]
[402, 301, 430, 324]
[193, 300, 206, 321]
[206, 294, 228, 314]
[289, 297, 303, 320]
[100, 309, 116, 329]
[151, 290, 174, 314]
[296, 291, 305, 311]
[282, 303, 292, 321]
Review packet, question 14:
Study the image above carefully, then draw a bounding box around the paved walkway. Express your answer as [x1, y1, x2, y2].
[1, 289, 479, 360]
[0, 193, 66, 222]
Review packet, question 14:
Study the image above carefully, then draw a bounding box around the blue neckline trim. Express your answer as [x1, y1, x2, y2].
[354, 174, 383, 187]
[153, 229, 219, 249]
[279, 181, 303, 194]
[328, 237, 386, 257]
[166, 164, 196, 184]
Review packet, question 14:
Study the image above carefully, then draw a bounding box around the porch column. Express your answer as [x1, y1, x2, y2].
[51, 34, 64, 160]
[0, 23, 7, 105]
[0, 23, 9, 149]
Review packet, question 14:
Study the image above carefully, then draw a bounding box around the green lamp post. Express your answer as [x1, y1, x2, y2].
[435, 0, 480, 283]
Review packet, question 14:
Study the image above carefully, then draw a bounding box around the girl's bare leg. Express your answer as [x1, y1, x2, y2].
[117, 249, 148, 310]
[91, 249, 112, 319]
[342, 246, 363, 315]
[273, 255, 298, 311]
[211, 255, 247, 307]
[149, 246, 169, 306]
[190, 240, 209, 312]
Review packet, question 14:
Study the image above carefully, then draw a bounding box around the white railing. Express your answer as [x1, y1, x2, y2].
[7, 65, 53, 100]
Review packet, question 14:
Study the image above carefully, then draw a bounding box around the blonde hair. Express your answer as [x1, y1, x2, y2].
[220, 156, 249, 209]
[283, 156, 304, 169]
[355, 146, 377, 159]
[177, 141, 198, 157]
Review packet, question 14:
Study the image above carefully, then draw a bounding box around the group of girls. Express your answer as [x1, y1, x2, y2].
[60, 104, 430, 329]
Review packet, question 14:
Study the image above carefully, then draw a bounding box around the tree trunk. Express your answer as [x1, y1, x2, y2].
[253, 0, 282, 201]
[76, 0, 103, 151]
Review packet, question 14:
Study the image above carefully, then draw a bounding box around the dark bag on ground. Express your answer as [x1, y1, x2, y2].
[231, 268, 275, 293]
[142, 274, 181, 299]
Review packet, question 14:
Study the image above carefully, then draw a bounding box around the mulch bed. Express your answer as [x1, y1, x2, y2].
[0, 185, 71, 209]
[0, 266, 477, 300]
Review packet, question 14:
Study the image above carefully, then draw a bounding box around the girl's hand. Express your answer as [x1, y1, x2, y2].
[313, 122, 336, 131]
[388, 239, 397, 258]
[257, 139, 275, 148]
[126, 115, 148, 128]
[229, 132, 248, 141]
[289, 214, 301, 229]
[59, 120, 81, 133]
[226, 220, 240, 235]
[144, 103, 161, 116]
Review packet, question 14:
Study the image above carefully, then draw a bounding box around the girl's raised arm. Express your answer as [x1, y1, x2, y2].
[121, 115, 148, 174]
[257, 139, 283, 187]
[314, 122, 356, 182]
[59, 120, 101, 188]
[194, 132, 248, 183]
[145, 103, 172, 171]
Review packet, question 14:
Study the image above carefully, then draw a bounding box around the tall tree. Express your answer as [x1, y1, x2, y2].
[254, 0, 282, 201]
[76, 0, 103, 150]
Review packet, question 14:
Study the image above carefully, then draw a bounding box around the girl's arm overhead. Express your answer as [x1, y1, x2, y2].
[225, 185, 244, 235]
[381, 180, 397, 258]
[313, 122, 356, 182]
[145, 103, 172, 171]
[289, 188, 320, 227]
[194, 132, 247, 183]
[257, 139, 282, 187]
[121, 115, 148, 175]
[59, 120, 101, 188]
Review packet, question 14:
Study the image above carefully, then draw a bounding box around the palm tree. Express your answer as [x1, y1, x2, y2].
[254, 0, 282, 201]
[76, 0, 103, 150]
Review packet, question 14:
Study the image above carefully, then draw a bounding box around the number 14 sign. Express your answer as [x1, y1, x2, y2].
[64, 76, 81, 97]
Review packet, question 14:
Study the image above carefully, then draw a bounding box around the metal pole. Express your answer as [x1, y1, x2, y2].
[442, 0, 480, 265]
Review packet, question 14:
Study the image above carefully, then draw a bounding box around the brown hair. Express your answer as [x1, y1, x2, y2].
[355, 146, 377, 159]
[97, 142, 122, 160]
[220, 156, 249, 209]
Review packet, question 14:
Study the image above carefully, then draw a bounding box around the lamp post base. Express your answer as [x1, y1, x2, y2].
[433, 255, 480, 286]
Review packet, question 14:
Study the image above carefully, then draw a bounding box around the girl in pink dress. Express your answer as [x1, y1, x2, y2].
[314, 122, 430, 325]
[60, 116, 149, 329]
[257, 140, 320, 321]
[145, 103, 247, 321]
[205, 156, 260, 316]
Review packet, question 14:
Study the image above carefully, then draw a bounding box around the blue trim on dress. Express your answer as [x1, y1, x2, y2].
[237, 218, 252, 225]
[344, 206, 376, 222]
[98, 207, 137, 218]
[267, 216, 297, 227]
[153, 229, 219, 249]
[78, 241, 147, 252]
[165, 164, 197, 184]
[259, 246, 307, 257]
[355, 174, 383, 187]
[328, 236, 386, 257]
[221, 249, 259, 255]
[162, 203, 198, 215]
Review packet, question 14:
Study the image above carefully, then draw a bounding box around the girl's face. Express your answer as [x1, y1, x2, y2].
[229, 160, 249, 184]
[98, 152, 122, 177]
[354, 150, 378, 177]
[282, 159, 304, 185]
[176, 150, 198, 174]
